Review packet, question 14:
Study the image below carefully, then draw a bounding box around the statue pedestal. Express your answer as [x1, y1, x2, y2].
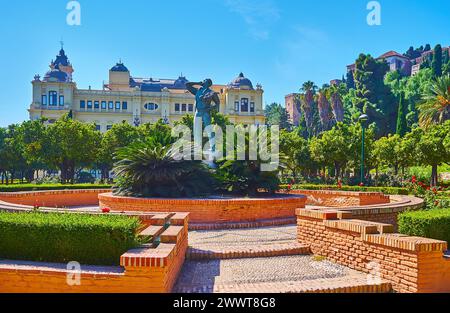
[193, 116, 217, 168]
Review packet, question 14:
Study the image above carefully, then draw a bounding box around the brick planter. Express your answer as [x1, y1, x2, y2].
[99, 193, 307, 224]
[0, 189, 110, 208]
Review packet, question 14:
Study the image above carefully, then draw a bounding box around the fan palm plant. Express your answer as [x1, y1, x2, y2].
[418, 75, 450, 128]
[113, 141, 216, 198]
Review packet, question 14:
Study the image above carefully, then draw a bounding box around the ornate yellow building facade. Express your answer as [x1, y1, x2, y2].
[29, 48, 265, 131]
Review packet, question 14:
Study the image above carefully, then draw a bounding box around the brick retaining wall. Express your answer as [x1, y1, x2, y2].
[0, 189, 110, 207]
[0, 212, 189, 293]
[296, 208, 450, 293]
[99, 193, 307, 224]
[289, 190, 390, 207]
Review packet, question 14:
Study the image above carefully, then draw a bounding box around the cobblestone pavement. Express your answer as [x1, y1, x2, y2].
[188, 225, 297, 249]
[173, 255, 375, 293]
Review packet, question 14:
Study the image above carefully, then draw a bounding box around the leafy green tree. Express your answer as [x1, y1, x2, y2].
[15, 119, 48, 182]
[1, 124, 29, 184]
[309, 123, 351, 179]
[373, 134, 410, 175]
[264, 103, 291, 130]
[353, 54, 397, 137]
[396, 93, 408, 137]
[97, 122, 141, 181]
[279, 130, 310, 180]
[346, 71, 355, 90]
[0, 128, 7, 183]
[43, 115, 101, 183]
[432, 44, 443, 77]
[407, 122, 450, 186]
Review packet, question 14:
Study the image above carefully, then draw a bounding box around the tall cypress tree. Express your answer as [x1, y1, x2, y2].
[346, 71, 355, 89]
[432, 44, 443, 77]
[396, 93, 408, 137]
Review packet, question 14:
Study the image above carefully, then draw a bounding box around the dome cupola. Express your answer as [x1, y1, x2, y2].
[228, 72, 254, 90]
[43, 69, 70, 83]
[110, 62, 129, 72]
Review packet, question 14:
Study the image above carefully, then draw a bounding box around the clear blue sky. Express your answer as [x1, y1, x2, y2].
[0, 0, 448, 126]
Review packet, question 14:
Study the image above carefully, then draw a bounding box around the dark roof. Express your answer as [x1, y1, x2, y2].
[110, 62, 129, 72]
[228, 72, 254, 90]
[54, 49, 69, 67]
[173, 76, 189, 89]
[130, 75, 189, 92]
[378, 51, 409, 60]
[43, 69, 70, 83]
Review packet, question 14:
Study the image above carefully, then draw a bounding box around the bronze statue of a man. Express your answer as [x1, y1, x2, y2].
[186, 79, 220, 128]
[186, 79, 220, 162]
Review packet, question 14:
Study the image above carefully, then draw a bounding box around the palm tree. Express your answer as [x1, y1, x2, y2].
[329, 84, 345, 123]
[113, 141, 216, 198]
[299, 81, 317, 134]
[418, 75, 450, 128]
[317, 88, 334, 131]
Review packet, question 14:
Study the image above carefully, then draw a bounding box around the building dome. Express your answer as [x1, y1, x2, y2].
[173, 76, 189, 89]
[110, 62, 129, 72]
[229, 72, 254, 90]
[43, 69, 70, 83]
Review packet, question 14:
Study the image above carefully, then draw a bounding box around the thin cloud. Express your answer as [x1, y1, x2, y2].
[223, 0, 280, 40]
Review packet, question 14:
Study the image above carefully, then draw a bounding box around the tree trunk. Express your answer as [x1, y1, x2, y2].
[431, 164, 438, 187]
[334, 162, 341, 181]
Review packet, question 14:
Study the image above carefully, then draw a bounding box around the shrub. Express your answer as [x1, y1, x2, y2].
[0, 184, 112, 193]
[75, 171, 96, 184]
[398, 209, 450, 244]
[113, 141, 216, 198]
[280, 184, 409, 195]
[0, 212, 143, 265]
[216, 159, 280, 196]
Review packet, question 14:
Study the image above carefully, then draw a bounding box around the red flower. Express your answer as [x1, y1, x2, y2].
[359, 183, 365, 187]
[102, 208, 111, 213]
[411, 176, 417, 183]
[337, 180, 343, 189]
[287, 184, 292, 192]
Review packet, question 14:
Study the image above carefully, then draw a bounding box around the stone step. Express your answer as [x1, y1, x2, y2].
[187, 242, 310, 260]
[174, 276, 392, 294]
[189, 217, 296, 231]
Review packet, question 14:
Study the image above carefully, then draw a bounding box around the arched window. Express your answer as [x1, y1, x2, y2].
[49, 91, 57, 106]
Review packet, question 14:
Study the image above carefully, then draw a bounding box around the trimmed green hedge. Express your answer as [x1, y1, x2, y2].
[280, 184, 409, 195]
[398, 209, 450, 244]
[0, 212, 142, 265]
[0, 184, 112, 192]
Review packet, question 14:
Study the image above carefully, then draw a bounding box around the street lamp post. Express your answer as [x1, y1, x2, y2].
[359, 114, 369, 186]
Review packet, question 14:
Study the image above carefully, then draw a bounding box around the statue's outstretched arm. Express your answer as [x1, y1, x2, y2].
[186, 82, 201, 95]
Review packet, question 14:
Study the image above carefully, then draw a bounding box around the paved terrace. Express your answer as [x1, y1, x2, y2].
[174, 225, 391, 293]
